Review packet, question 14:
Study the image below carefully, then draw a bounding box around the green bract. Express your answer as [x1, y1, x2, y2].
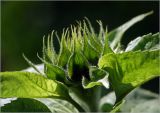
[0, 11, 159, 112]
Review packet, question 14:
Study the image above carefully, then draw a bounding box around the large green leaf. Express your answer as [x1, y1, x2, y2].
[107, 11, 153, 52]
[1, 98, 79, 113]
[125, 33, 160, 52]
[1, 98, 50, 112]
[0, 72, 69, 98]
[98, 50, 160, 102]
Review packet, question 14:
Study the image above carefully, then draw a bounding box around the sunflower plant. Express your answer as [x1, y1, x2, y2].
[0, 11, 160, 113]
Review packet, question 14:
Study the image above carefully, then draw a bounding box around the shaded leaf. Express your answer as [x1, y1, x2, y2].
[1, 98, 50, 112]
[1, 98, 79, 113]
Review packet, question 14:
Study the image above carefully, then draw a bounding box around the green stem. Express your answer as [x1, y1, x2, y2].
[89, 86, 102, 112]
[67, 97, 85, 112]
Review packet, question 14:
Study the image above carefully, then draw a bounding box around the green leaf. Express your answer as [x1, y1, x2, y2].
[1, 98, 79, 113]
[125, 33, 160, 52]
[82, 66, 109, 89]
[107, 11, 153, 52]
[1, 98, 50, 112]
[121, 88, 159, 112]
[98, 50, 160, 102]
[0, 71, 69, 98]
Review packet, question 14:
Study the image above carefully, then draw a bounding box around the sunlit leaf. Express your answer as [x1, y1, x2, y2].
[0, 72, 69, 99]
[98, 50, 160, 102]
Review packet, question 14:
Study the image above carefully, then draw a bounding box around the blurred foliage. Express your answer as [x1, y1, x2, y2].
[1, 1, 159, 92]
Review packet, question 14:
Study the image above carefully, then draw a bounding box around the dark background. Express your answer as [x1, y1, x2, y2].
[1, 1, 159, 93]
